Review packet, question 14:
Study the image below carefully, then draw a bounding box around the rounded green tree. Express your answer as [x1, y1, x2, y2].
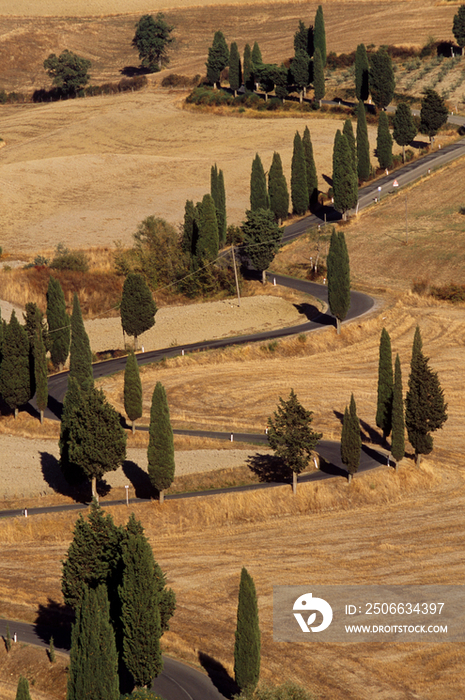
[120, 273, 157, 350]
[148, 382, 175, 503]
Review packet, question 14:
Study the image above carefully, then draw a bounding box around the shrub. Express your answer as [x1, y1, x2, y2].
[430, 283, 465, 303]
[161, 73, 200, 87]
[411, 278, 430, 295]
[266, 97, 282, 111]
[50, 244, 89, 272]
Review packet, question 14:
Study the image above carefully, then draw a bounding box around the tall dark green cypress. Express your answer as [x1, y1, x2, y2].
[332, 130, 358, 219]
[356, 100, 371, 182]
[59, 376, 86, 486]
[34, 328, 48, 424]
[405, 326, 448, 466]
[148, 382, 175, 503]
[46, 275, 70, 370]
[327, 228, 351, 334]
[250, 153, 269, 211]
[314, 5, 326, 66]
[69, 293, 94, 394]
[369, 47, 395, 110]
[67, 585, 119, 700]
[15, 676, 32, 700]
[119, 514, 164, 688]
[294, 20, 308, 54]
[243, 44, 253, 91]
[196, 193, 219, 261]
[391, 353, 405, 468]
[313, 46, 325, 102]
[0, 310, 30, 418]
[217, 169, 227, 246]
[206, 31, 229, 88]
[291, 49, 309, 102]
[376, 328, 393, 439]
[24, 301, 46, 400]
[302, 126, 318, 209]
[291, 131, 308, 215]
[342, 119, 356, 174]
[124, 351, 142, 434]
[377, 110, 393, 170]
[341, 394, 361, 483]
[268, 152, 289, 224]
[182, 199, 197, 257]
[393, 103, 417, 163]
[241, 208, 282, 284]
[229, 41, 242, 96]
[234, 567, 260, 695]
[355, 43, 369, 102]
[210, 163, 218, 208]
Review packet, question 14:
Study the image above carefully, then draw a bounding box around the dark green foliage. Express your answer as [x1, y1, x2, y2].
[46, 276, 70, 370]
[251, 42, 263, 69]
[243, 44, 253, 91]
[391, 353, 405, 464]
[62, 499, 123, 611]
[49, 636, 56, 663]
[274, 64, 290, 100]
[241, 209, 282, 282]
[377, 110, 393, 170]
[332, 131, 358, 217]
[62, 386, 127, 498]
[124, 351, 142, 433]
[356, 100, 371, 181]
[355, 43, 369, 102]
[217, 169, 227, 246]
[147, 382, 175, 496]
[244, 680, 316, 700]
[120, 691, 164, 700]
[267, 389, 322, 487]
[182, 200, 197, 257]
[67, 585, 119, 700]
[405, 326, 448, 465]
[256, 63, 277, 96]
[132, 217, 185, 289]
[132, 14, 174, 72]
[302, 126, 318, 209]
[0, 311, 30, 415]
[313, 47, 325, 102]
[294, 20, 308, 54]
[121, 273, 157, 345]
[119, 514, 164, 687]
[268, 152, 289, 223]
[250, 154, 270, 211]
[229, 42, 242, 94]
[15, 676, 32, 700]
[376, 328, 393, 438]
[314, 5, 326, 66]
[393, 102, 417, 162]
[369, 48, 395, 110]
[24, 301, 45, 400]
[34, 328, 48, 422]
[70, 294, 94, 394]
[206, 31, 229, 87]
[453, 5, 465, 52]
[419, 88, 449, 141]
[196, 193, 219, 261]
[59, 377, 87, 486]
[341, 394, 361, 481]
[291, 49, 309, 101]
[342, 119, 356, 174]
[234, 567, 261, 695]
[327, 228, 351, 333]
[50, 244, 89, 272]
[43, 50, 91, 96]
[291, 131, 308, 215]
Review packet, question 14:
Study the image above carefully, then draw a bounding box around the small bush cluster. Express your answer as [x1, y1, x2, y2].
[411, 278, 430, 295]
[0, 89, 28, 104]
[49, 244, 90, 273]
[85, 75, 147, 96]
[161, 73, 201, 88]
[430, 283, 465, 303]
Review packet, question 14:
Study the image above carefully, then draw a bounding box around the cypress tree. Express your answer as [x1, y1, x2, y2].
[291, 131, 308, 215]
[419, 88, 449, 144]
[148, 381, 175, 504]
[453, 5, 465, 55]
[342, 118, 357, 174]
[391, 353, 405, 468]
[243, 43, 253, 91]
[15, 676, 32, 700]
[332, 130, 358, 219]
[206, 31, 229, 88]
[376, 328, 393, 440]
[210, 163, 218, 208]
[250, 154, 269, 211]
[377, 110, 393, 170]
[314, 5, 327, 66]
[0, 310, 30, 418]
[355, 43, 369, 102]
[294, 20, 308, 54]
[69, 293, 94, 394]
[46, 275, 70, 370]
[405, 326, 448, 466]
[291, 49, 309, 102]
[120, 273, 157, 350]
[229, 41, 242, 96]
[196, 193, 219, 261]
[341, 394, 361, 483]
[327, 228, 351, 334]
[182, 199, 197, 257]
[313, 47, 325, 103]
[24, 301, 47, 400]
[59, 376, 86, 486]
[251, 42, 263, 90]
[119, 514, 164, 688]
[302, 126, 318, 210]
[34, 328, 48, 424]
[216, 168, 227, 246]
[369, 47, 395, 110]
[241, 208, 282, 284]
[268, 152, 289, 224]
[67, 584, 119, 700]
[393, 102, 417, 163]
[274, 64, 290, 101]
[234, 567, 260, 695]
[124, 351, 142, 434]
[356, 100, 371, 182]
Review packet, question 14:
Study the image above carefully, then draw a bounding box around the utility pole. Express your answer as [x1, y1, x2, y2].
[405, 193, 408, 245]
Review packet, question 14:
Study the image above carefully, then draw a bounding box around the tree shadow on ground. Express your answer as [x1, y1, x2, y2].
[198, 651, 239, 699]
[40, 452, 111, 503]
[246, 453, 290, 484]
[315, 455, 348, 479]
[120, 65, 149, 77]
[122, 460, 153, 499]
[334, 410, 387, 447]
[362, 443, 392, 468]
[410, 138, 429, 150]
[294, 302, 320, 321]
[35, 598, 73, 651]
